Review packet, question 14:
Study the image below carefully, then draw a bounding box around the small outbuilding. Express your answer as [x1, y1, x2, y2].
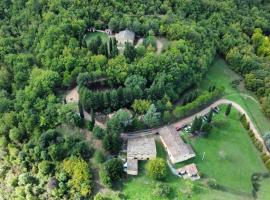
[126, 159, 138, 175]
[177, 163, 200, 181]
[115, 30, 135, 45]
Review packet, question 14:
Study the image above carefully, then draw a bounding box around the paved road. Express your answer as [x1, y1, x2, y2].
[124, 98, 269, 156]
[172, 98, 269, 156]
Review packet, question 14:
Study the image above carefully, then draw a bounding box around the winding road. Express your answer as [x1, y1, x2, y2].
[124, 98, 270, 157]
[172, 98, 269, 156]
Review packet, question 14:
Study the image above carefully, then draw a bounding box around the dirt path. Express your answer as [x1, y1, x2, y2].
[65, 86, 79, 103]
[65, 87, 106, 129]
[84, 110, 106, 129]
[156, 39, 163, 54]
[240, 93, 258, 103]
[135, 38, 143, 48]
[156, 37, 168, 54]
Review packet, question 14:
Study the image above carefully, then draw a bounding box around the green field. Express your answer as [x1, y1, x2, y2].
[180, 106, 268, 193]
[85, 32, 108, 47]
[200, 57, 270, 135]
[257, 177, 270, 199]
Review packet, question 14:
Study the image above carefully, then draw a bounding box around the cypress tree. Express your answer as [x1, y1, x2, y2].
[107, 38, 113, 57]
[102, 134, 112, 152]
[91, 108, 95, 124]
[111, 37, 118, 57]
[225, 103, 232, 116]
[197, 117, 203, 132]
[78, 101, 84, 119]
[207, 108, 214, 123]
[191, 116, 199, 135]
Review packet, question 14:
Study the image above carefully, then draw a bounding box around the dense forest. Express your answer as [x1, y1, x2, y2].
[1, 0, 270, 199]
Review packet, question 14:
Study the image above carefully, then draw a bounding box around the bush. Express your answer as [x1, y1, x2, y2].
[62, 156, 92, 197]
[100, 158, 123, 187]
[100, 167, 112, 187]
[255, 142, 263, 152]
[162, 111, 173, 124]
[18, 173, 37, 186]
[94, 193, 109, 200]
[9, 127, 23, 143]
[0, 136, 8, 148]
[152, 183, 171, 197]
[201, 123, 212, 137]
[264, 133, 270, 151]
[261, 153, 270, 163]
[231, 79, 240, 88]
[87, 121, 95, 131]
[248, 130, 254, 136]
[240, 114, 250, 130]
[94, 150, 105, 164]
[207, 178, 217, 188]
[38, 161, 54, 175]
[146, 158, 167, 180]
[93, 126, 105, 139]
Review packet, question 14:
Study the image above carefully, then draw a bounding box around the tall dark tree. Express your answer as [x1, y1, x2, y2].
[111, 37, 119, 58]
[78, 101, 84, 119]
[103, 134, 112, 152]
[190, 116, 199, 135]
[225, 103, 232, 116]
[91, 108, 95, 124]
[197, 117, 203, 132]
[207, 108, 214, 123]
[123, 42, 136, 63]
[191, 116, 203, 135]
[107, 38, 112, 57]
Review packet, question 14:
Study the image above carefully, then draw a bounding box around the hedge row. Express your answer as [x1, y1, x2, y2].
[172, 88, 223, 119]
[240, 114, 270, 171]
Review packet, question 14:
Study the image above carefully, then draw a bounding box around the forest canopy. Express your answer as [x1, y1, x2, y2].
[1, 0, 270, 199]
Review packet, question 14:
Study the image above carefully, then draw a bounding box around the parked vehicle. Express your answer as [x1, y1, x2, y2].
[176, 124, 188, 131]
[213, 107, 220, 114]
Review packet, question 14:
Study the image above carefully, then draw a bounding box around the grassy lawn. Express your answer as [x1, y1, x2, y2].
[85, 32, 108, 47]
[200, 57, 270, 135]
[179, 106, 267, 193]
[257, 177, 270, 200]
[119, 107, 268, 199]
